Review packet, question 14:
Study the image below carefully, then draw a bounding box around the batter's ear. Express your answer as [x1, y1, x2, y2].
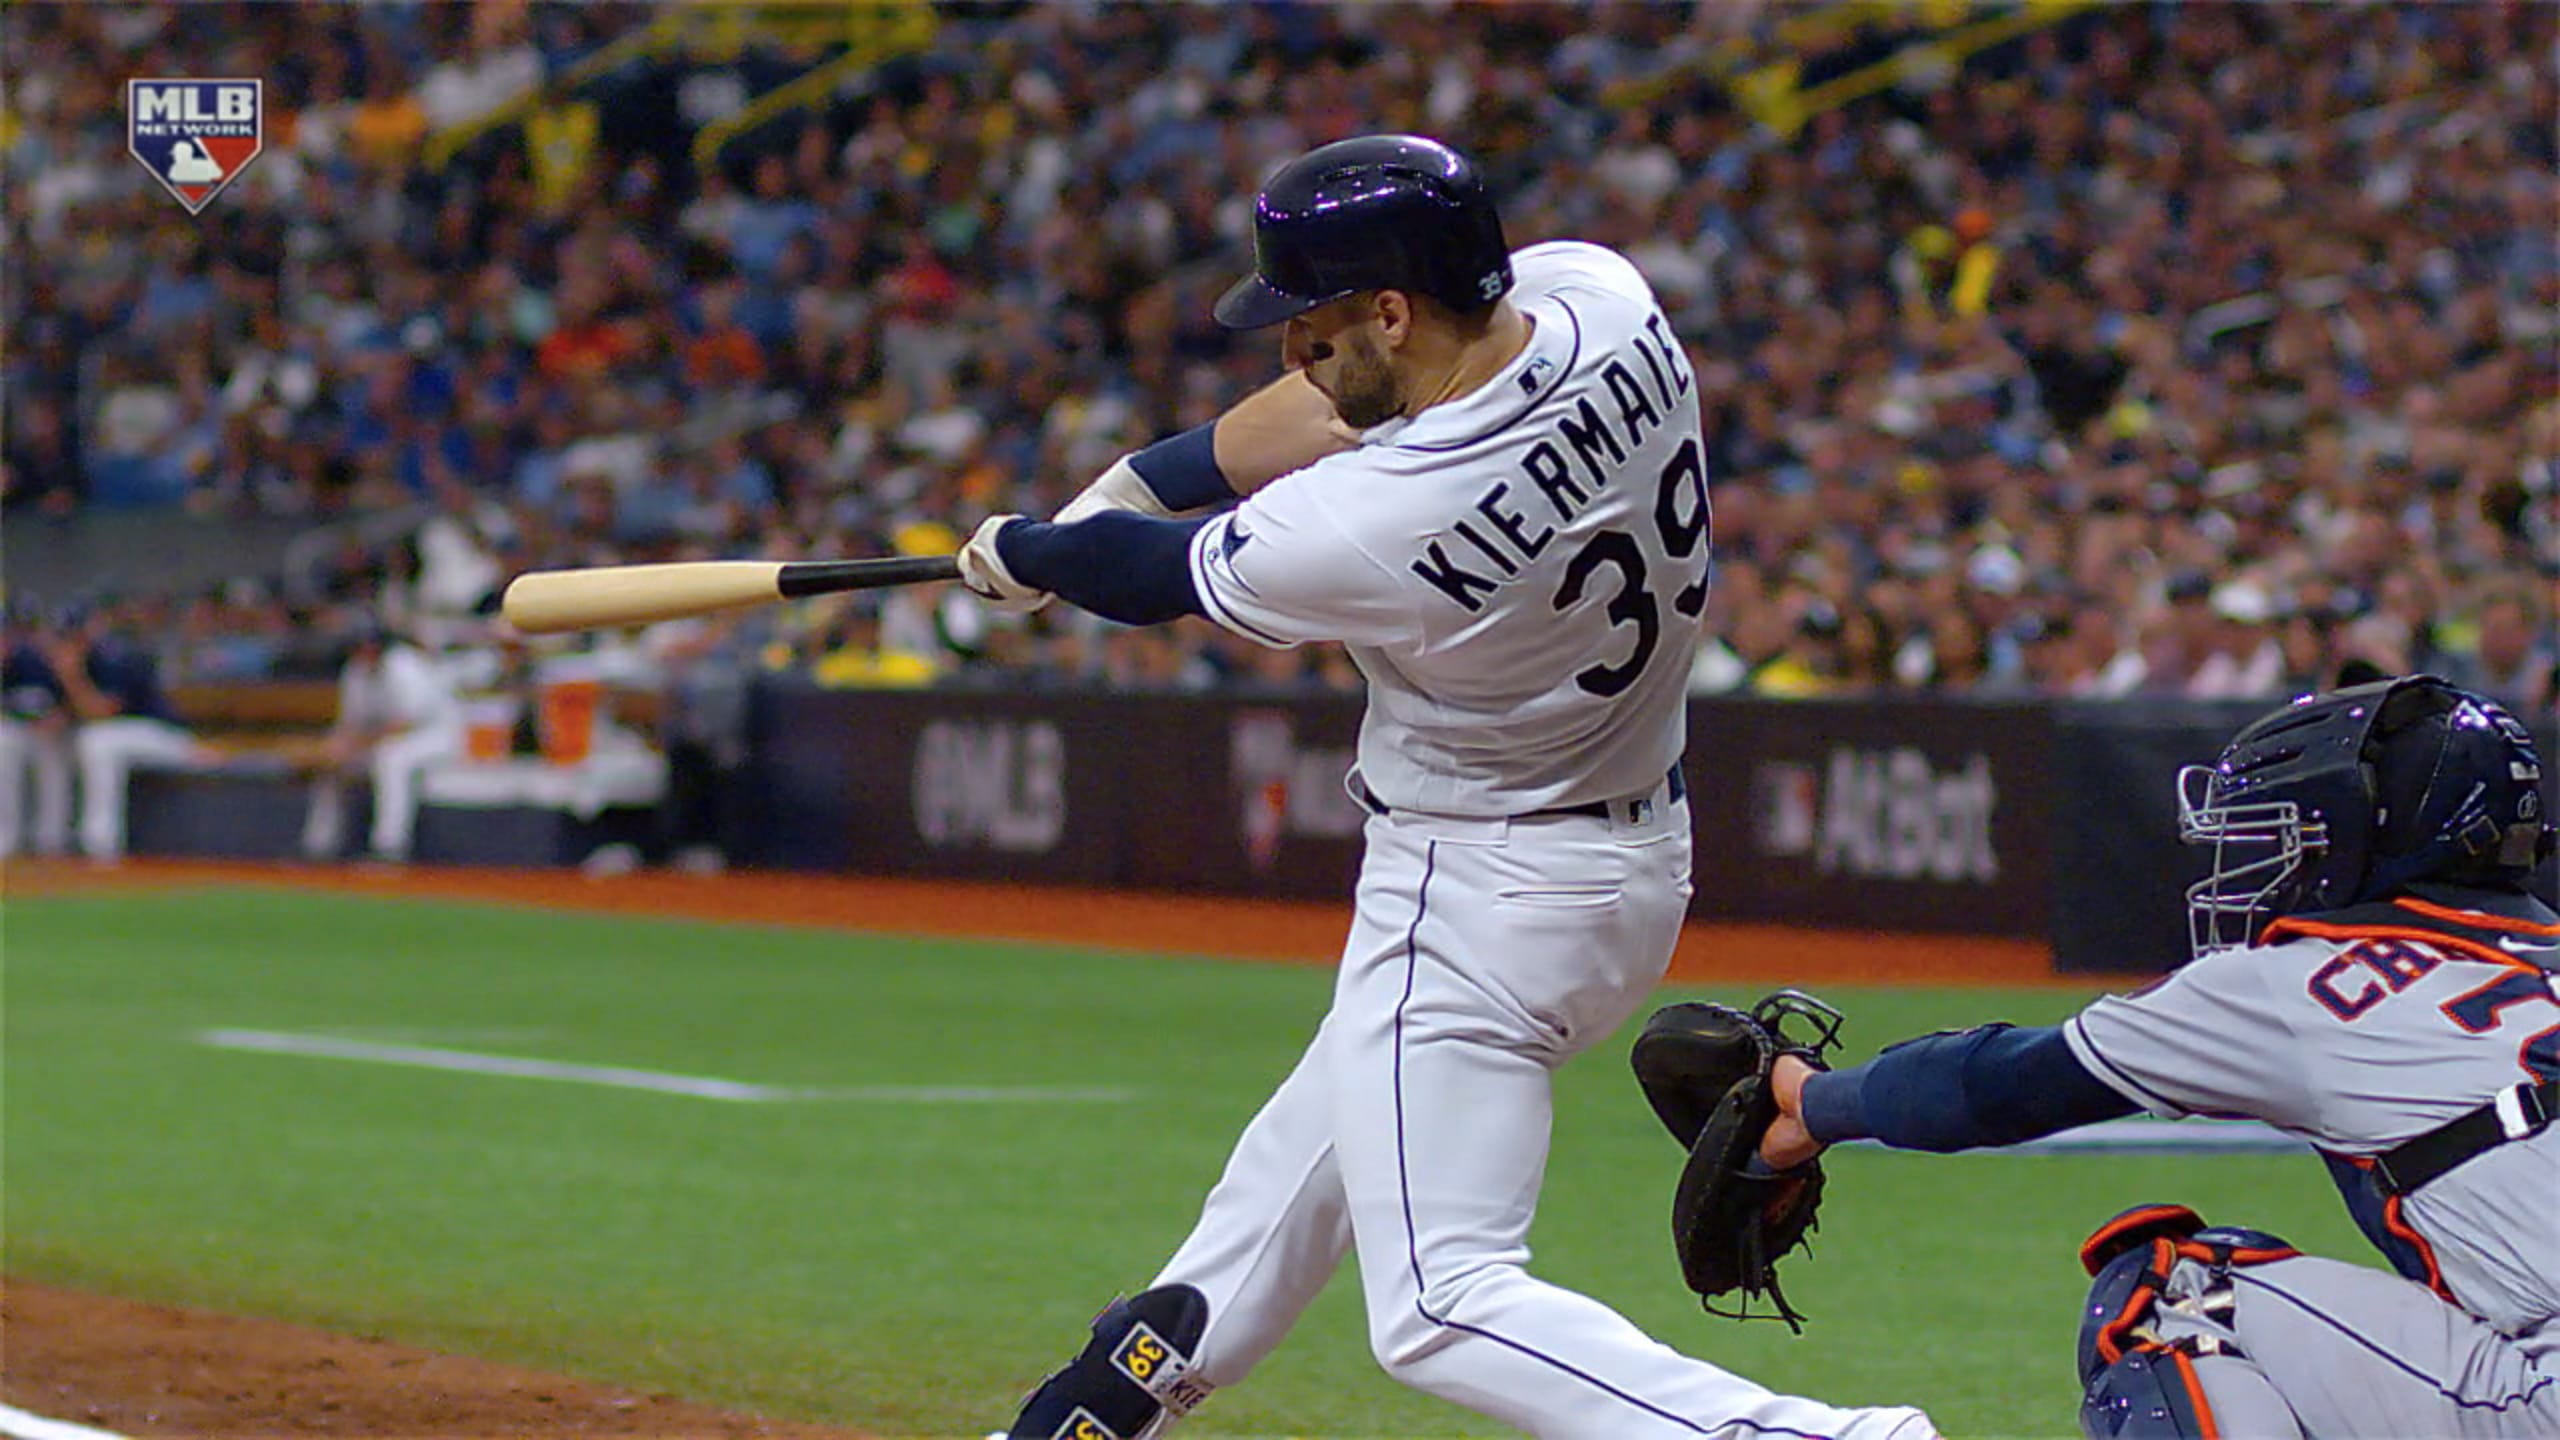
[1372, 289, 1417, 346]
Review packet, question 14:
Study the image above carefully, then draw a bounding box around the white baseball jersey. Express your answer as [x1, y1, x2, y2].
[2064, 894, 2560, 1353]
[338, 644, 462, 734]
[1187, 241, 1708, 817]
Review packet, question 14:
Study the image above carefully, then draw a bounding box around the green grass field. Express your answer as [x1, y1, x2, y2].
[3, 886, 2370, 1438]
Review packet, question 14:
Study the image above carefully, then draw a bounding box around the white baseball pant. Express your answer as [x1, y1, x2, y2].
[365, 722, 466, 861]
[1149, 791, 1936, 1439]
[75, 716, 212, 860]
[0, 716, 74, 858]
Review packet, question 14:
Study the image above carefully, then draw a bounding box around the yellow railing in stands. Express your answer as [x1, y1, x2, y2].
[423, 8, 687, 170]
[423, 2, 937, 174]
[690, 3, 938, 171]
[1610, 0, 1946, 111]
[1743, 0, 2095, 137]
[1611, 0, 2093, 137]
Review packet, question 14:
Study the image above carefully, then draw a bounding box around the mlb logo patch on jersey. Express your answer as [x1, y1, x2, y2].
[127, 79, 262, 214]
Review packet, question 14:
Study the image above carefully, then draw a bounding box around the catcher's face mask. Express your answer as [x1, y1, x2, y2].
[2175, 683, 2379, 960]
[2179, 676, 2553, 961]
[2177, 760, 2326, 960]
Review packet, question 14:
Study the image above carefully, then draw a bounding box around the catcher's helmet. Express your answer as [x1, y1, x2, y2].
[1214, 134, 1512, 330]
[2177, 674, 2554, 956]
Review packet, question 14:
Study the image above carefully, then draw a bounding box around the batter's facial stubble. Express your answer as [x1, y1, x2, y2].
[1287, 294, 1409, 432]
[1325, 328, 1404, 430]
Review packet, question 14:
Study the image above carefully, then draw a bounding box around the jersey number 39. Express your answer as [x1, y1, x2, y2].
[1552, 438, 1712, 697]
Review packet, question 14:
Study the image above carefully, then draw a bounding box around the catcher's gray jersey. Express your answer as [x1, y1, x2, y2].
[2064, 894, 2560, 1356]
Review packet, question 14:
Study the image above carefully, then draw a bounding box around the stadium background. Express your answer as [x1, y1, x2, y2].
[2, 2, 2554, 1437]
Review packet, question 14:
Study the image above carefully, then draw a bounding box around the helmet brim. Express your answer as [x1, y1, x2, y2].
[1214, 273, 1328, 330]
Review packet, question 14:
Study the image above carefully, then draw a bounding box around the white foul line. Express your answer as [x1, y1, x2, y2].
[0, 1404, 134, 1440]
[194, 1030, 1133, 1104]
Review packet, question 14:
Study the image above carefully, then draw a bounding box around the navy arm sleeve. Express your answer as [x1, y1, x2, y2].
[1127, 423, 1236, 512]
[995, 513, 1211, 627]
[1799, 1022, 2136, 1153]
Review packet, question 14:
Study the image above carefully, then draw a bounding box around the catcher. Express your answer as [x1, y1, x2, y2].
[1637, 677, 2557, 1436]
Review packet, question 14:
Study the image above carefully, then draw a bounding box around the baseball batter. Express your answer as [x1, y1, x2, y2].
[959, 136, 1937, 1439]
[1759, 676, 2558, 1435]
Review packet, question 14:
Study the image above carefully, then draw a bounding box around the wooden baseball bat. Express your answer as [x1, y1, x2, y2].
[501, 555, 961, 634]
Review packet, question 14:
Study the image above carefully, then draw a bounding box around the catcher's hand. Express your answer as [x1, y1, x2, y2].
[1629, 989, 1844, 1332]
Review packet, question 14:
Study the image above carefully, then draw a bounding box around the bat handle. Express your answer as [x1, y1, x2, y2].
[777, 555, 962, 597]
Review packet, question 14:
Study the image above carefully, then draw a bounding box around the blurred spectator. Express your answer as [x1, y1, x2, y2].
[301, 621, 464, 861]
[682, 281, 768, 391]
[1892, 207, 2003, 328]
[2188, 581, 2286, 700]
[4, 1, 2550, 704]
[801, 597, 939, 689]
[2061, 599, 2148, 698]
[2342, 568, 2446, 680]
[1096, 622, 1218, 693]
[177, 581, 297, 683]
[349, 51, 428, 167]
[1744, 599, 1843, 697]
[2439, 580, 2558, 715]
[1686, 560, 1763, 695]
[2276, 600, 2354, 701]
[3, 399, 81, 517]
[2139, 572, 2219, 697]
[1894, 604, 1996, 693]
[1832, 604, 1894, 692]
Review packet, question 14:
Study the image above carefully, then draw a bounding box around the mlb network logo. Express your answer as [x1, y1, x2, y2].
[127, 79, 263, 213]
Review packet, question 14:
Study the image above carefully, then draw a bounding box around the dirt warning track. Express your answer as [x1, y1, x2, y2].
[3, 857, 2108, 989]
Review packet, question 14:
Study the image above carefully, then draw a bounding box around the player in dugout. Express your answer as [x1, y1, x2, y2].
[1755, 676, 2557, 1436]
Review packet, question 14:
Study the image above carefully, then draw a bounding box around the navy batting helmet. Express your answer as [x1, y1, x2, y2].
[1214, 134, 1513, 331]
[2178, 675, 2554, 956]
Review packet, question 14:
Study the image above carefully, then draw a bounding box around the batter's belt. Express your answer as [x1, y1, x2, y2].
[1357, 765, 1686, 826]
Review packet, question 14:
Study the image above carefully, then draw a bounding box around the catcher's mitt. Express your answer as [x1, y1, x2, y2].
[1629, 989, 1844, 1331]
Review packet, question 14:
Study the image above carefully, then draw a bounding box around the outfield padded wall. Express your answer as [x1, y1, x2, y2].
[120, 684, 2548, 976]
[739, 685, 2560, 973]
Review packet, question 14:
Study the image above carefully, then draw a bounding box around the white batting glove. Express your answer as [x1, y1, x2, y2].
[956, 514, 1051, 615]
[1052, 453, 1176, 525]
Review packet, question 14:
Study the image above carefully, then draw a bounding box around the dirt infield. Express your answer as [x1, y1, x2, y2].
[1, 858, 2110, 1438]
[0, 1281, 873, 1440]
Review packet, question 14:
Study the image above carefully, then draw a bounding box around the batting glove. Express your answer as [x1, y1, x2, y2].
[957, 514, 1051, 615]
[1052, 453, 1176, 525]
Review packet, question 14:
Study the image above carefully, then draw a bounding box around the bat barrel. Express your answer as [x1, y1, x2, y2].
[500, 554, 963, 634]
[501, 562, 788, 633]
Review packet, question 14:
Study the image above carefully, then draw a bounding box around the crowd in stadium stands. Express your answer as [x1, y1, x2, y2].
[5, 1, 2554, 721]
